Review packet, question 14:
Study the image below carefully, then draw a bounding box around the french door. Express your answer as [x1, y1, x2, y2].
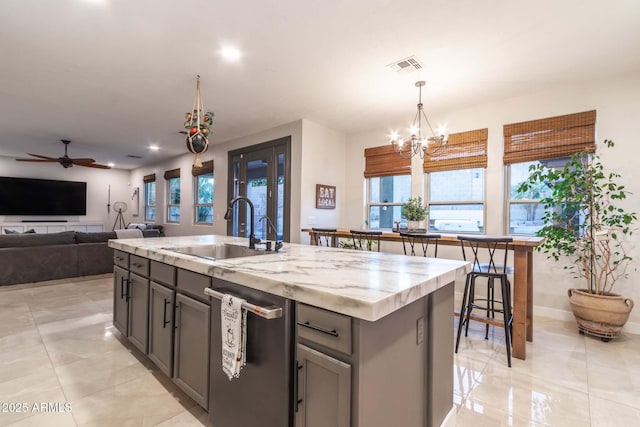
[227, 137, 290, 242]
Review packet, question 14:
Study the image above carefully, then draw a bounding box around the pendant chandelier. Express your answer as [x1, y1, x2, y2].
[390, 81, 447, 159]
[184, 75, 214, 167]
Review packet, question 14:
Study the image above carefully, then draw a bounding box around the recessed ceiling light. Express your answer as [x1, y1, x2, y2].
[107, 162, 115, 168]
[221, 46, 242, 61]
[149, 145, 159, 151]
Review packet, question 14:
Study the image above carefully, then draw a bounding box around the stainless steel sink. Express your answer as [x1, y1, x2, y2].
[164, 243, 266, 261]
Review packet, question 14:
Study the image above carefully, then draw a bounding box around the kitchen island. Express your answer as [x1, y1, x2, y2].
[109, 235, 469, 427]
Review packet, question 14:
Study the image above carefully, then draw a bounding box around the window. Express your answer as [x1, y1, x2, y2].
[368, 175, 411, 228]
[427, 168, 485, 232]
[424, 128, 488, 233]
[364, 145, 411, 229]
[143, 174, 156, 222]
[507, 159, 558, 234]
[504, 110, 596, 235]
[192, 160, 214, 224]
[164, 168, 180, 223]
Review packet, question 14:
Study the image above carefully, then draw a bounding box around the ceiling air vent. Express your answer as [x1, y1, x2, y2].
[387, 55, 424, 73]
[127, 155, 143, 159]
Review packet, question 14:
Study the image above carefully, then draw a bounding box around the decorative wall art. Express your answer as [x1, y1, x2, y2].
[316, 184, 336, 209]
[131, 187, 139, 217]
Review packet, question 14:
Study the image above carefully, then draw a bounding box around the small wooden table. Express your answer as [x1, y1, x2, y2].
[302, 228, 543, 361]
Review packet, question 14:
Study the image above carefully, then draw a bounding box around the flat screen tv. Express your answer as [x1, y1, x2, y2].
[0, 177, 87, 216]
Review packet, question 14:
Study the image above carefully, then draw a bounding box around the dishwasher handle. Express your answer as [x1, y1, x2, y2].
[204, 287, 283, 320]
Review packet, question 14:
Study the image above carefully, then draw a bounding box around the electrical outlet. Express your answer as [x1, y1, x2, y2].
[417, 317, 424, 345]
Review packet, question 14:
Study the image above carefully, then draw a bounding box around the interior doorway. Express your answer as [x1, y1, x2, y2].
[227, 136, 291, 242]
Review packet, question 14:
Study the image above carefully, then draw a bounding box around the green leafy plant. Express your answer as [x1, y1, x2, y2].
[517, 140, 637, 295]
[402, 196, 428, 221]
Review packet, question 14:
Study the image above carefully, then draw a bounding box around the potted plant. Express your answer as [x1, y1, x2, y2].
[517, 139, 636, 340]
[402, 196, 428, 230]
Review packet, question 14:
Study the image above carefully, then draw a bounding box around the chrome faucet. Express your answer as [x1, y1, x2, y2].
[224, 196, 259, 249]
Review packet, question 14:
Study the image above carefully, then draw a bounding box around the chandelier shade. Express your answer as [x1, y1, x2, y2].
[390, 81, 448, 159]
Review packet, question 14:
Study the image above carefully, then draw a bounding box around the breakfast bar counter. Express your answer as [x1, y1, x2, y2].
[303, 228, 544, 360]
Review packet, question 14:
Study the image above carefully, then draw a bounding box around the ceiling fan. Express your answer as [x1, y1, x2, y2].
[15, 139, 111, 169]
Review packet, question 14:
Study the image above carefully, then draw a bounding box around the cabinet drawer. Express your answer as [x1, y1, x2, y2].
[177, 268, 211, 300]
[130, 255, 149, 277]
[113, 250, 129, 269]
[150, 261, 176, 286]
[297, 304, 351, 355]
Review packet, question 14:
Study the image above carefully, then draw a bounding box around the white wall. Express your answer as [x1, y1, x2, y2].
[299, 119, 347, 243]
[344, 73, 640, 332]
[0, 156, 131, 230]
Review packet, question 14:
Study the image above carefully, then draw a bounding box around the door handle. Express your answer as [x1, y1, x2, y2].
[174, 302, 180, 330]
[295, 361, 303, 412]
[296, 321, 339, 337]
[162, 298, 171, 328]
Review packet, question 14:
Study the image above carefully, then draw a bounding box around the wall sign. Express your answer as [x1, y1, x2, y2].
[316, 184, 336, 209]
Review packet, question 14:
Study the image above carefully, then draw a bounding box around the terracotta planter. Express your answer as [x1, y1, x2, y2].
[567, 288, 634, 341]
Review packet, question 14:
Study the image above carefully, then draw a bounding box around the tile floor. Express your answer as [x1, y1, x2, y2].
[1, 275, 639, 426]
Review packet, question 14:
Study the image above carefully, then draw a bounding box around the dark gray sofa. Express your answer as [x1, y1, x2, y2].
[0, 230, 156, 286]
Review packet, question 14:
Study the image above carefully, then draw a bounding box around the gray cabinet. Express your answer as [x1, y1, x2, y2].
[127, 272, 149, 353]
[296, 294, 452, 427]
[173, 293, 210, 409]
[113, 264, 149, 354]
[296, 344, 351, 427]
[148, 281, 174, 376]
[145, 265, 211, 410]
[296, 304, 352, 427]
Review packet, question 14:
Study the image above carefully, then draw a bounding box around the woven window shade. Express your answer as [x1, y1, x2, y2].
[163, 168, 180, 180]
[423, 128, 488, 173]
[503, 110, 596, 164]
[143, 173, 156, 183]
[192, 160, 213, 176]
[363, 145, 411, 178]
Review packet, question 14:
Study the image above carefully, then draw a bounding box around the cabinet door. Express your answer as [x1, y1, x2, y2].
[113, 266, 129, 336]
[148, 282, 175, 376]
[127, 272, 149, 354]
[296, 344, 351, 427]
[173, 293, 210, 409]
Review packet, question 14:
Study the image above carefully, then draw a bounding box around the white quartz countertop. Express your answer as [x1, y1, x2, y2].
[109, 235, 470, 321]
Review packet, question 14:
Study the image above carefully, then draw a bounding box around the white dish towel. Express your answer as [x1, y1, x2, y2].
[221, 294, 247, 380]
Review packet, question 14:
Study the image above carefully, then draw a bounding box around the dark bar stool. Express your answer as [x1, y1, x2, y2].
[400, 232, 441, 257]
[311, 227, 338, 247]
[455, 235, 514, 367]
[349, 229, 382, 252]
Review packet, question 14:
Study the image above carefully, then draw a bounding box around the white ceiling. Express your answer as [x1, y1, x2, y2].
[1, 0, 639, 169]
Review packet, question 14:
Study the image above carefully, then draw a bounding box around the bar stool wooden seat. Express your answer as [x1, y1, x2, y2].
[349, 229, 382, 252]
[399, 232, 441, 257]
[311, 227, 338, 247]
[455, 235, 514, 367]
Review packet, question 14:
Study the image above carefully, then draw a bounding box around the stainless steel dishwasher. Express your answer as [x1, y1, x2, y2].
[206, 277, 294, 427]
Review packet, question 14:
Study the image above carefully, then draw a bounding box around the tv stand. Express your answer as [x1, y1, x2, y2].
[21, 220, 68, 223]
[1, 221, 104, 234]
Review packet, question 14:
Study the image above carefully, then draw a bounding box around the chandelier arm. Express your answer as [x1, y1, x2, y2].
[420, 109, 439, 138]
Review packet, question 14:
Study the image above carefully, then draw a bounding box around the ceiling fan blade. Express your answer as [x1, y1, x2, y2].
[16, 158, 59, 163]
[25, 153, 58, 160]
[75, 162, 111, 169]
[69, 158, 97, 164]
